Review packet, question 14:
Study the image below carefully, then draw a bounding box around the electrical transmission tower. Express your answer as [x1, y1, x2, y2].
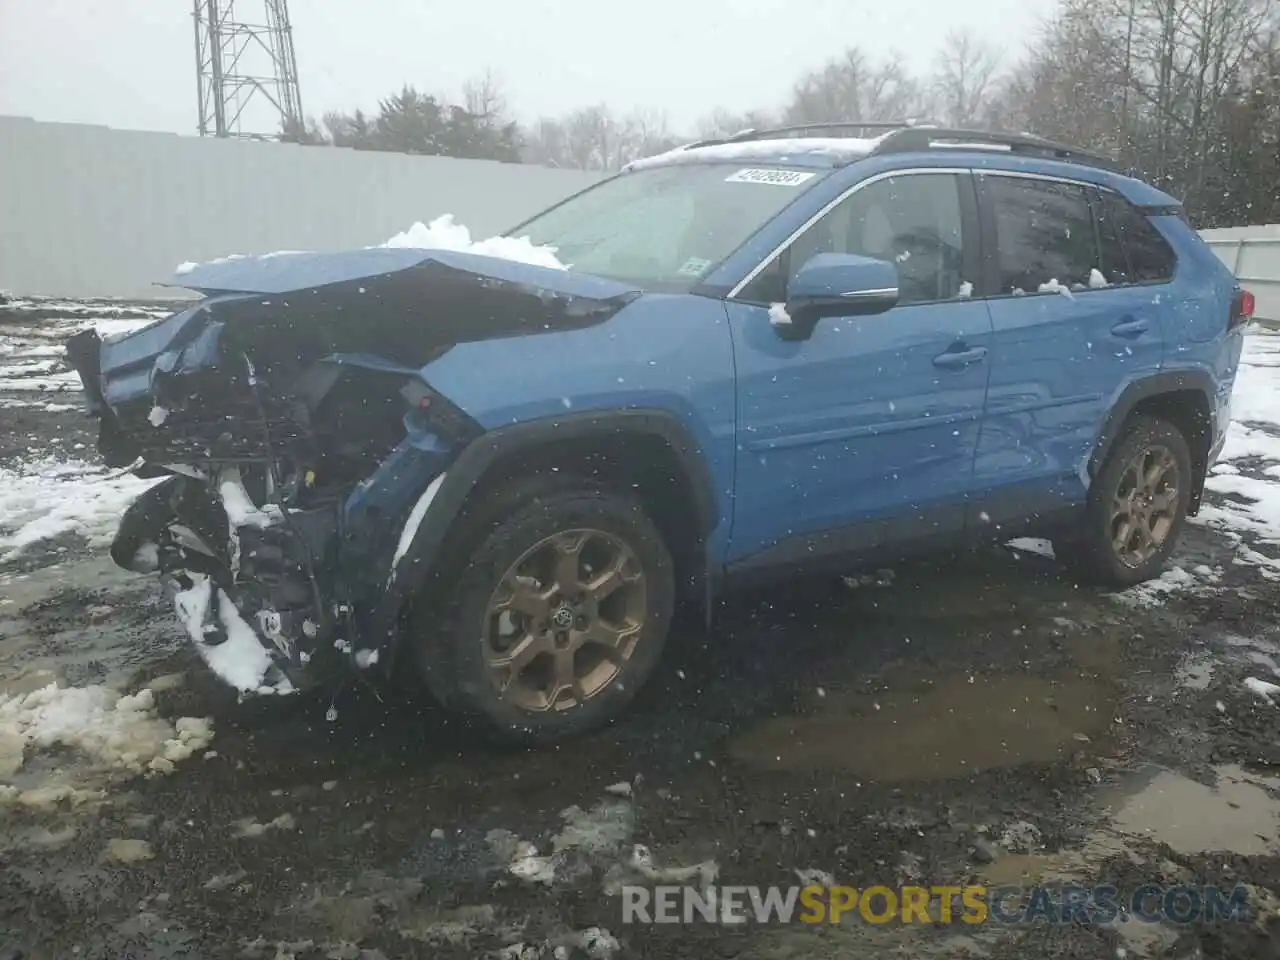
[193, 0, 304, 139]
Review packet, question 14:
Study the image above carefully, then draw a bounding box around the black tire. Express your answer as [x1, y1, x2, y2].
[1058, 414, 1193, 587]
[411, 474, 675, 743]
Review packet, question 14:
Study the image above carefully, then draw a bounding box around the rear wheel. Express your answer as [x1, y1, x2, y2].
[413, 476, 675, 743]
[1058, 414, 1192, 587]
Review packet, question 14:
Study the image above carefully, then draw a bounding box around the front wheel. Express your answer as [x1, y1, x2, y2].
[414, 477, 675, 743]
[1058, 414, 1192, 587]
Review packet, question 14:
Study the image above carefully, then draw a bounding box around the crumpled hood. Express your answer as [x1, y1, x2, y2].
[166, 246, 639, 302]
[66, 245, 646, 462]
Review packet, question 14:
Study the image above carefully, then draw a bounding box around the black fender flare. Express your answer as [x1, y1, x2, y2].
[1088, 369, 1216, 504]
[374, 408, 719, 653]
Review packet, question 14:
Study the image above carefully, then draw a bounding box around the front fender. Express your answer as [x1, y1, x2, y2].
[370, 408, 722, 662]
[417, 292, 738, 552]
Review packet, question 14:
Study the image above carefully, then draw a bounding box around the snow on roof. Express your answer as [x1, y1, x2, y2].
[626, 135, 887, 171]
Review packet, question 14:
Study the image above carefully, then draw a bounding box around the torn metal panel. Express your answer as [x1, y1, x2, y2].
[63, 248, 642, 702]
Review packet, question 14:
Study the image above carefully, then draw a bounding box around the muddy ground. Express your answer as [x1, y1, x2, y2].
[1, 300, 1279, 959]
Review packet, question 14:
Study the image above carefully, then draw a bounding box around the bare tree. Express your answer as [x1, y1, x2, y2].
[462, 68, 509, 127]
[520, 105, 683, 169]
[618, 108, 681, 161]
[784, 48, 926, 124]
[696, 107, 780, 138]
[522, 117, 571, 167]
[984, 0, 1277, 223]
[933, 29, 1003, 126]
[562, 105, 621, 169]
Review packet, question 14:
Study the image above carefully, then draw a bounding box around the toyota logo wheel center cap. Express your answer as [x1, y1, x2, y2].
[551, 603, 575, 629]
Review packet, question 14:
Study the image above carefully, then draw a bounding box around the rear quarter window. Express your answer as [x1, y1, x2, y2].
[1101, 192, 1177, 283]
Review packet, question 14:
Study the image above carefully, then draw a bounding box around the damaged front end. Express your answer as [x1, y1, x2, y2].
[64, 248, 638, 696]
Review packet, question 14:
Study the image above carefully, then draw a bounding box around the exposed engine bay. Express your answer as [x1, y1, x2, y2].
[64, 249, 637, 695]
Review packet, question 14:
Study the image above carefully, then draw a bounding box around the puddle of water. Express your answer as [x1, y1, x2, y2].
[1104, 764, 1280, 855]
[1175, 651, 1216, 690]
[984, 764, 1280, 887]
[977, 764, 1280, 957]
[977, 835, 1130, 887]
[1066, 631, 1124, 675]
[729, 673, 1114, 781]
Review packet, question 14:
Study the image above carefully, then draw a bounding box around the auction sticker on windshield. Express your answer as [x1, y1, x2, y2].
[725, 168, 816, 186]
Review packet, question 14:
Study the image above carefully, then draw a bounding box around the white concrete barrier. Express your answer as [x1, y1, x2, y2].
[0, 116, 604, 300]
[1200, 225, 1280, 322]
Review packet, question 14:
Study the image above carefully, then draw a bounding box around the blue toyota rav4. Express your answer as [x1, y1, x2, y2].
[67, 123, 1251, 742]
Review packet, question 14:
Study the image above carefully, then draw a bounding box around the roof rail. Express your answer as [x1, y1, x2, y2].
[871, 127, 1119, 171]
[668, 122, 1120, 172]
[719, 119, 940, 144]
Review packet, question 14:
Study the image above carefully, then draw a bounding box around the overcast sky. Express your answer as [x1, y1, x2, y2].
[1, 0, 1057, 136]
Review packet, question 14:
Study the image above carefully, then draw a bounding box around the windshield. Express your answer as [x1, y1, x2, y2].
[510, 163, 825, 289]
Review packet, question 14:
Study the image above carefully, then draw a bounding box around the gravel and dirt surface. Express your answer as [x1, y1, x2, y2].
[2, 296, 1279, 959]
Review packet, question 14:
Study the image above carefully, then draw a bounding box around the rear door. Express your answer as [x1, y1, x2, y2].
[1092, 187, 1178, 355]
[725, 169, 994, 570]
[971, 172, 1166, 529]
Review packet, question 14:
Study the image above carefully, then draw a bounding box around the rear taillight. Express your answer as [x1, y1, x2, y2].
[1230, 288, 1255, 330]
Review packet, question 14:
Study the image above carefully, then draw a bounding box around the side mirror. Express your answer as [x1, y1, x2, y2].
[776, 252, 900, 340]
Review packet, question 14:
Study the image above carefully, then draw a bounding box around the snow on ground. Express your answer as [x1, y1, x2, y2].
[1192, 332, 1280, 570]
[0, 682, 214, 804]
[0, 398, 78, 412]
[0, 296, 171, 405]
[1113, 563, 1225, 607]
[1243, 676, 1280, 704]
[0, 370, 82, 392]
[0, 457, 164, 559]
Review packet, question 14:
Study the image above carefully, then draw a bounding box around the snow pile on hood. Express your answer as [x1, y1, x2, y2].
[0, 457, 165, 559]
[380, 214, 566, 270]
[0, 682, 214, 795]
[173, 214, 564, 275]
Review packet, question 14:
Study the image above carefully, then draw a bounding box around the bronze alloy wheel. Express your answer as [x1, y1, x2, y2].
[481, 528, 648, 713]
[1110, 443, 1181, 569]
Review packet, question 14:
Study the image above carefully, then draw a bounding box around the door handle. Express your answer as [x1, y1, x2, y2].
[933, 346, 988, 368]
[1111, 318, 1149, 338]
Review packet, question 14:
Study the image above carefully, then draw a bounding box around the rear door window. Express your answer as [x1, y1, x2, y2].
[983, 175, 1099, 294]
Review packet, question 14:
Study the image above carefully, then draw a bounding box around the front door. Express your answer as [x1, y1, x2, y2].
[726, 169, 994, 570]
